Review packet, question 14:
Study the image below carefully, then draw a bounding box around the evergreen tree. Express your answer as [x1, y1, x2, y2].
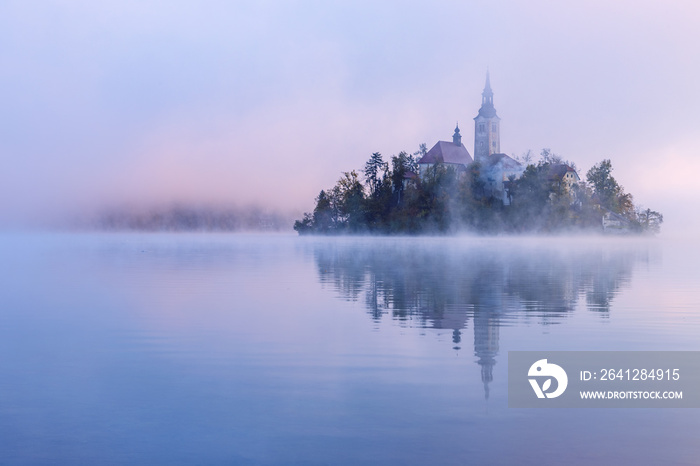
[312, 190, 334, 233]
[364, 152, 389, 199]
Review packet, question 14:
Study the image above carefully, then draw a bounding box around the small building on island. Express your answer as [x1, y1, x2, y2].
[602, 210, 633, 233]
[547, 163, 580, 190]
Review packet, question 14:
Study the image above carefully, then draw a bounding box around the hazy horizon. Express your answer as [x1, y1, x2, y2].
[2, 1, 699, 234]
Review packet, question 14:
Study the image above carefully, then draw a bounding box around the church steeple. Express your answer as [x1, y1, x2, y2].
[452, 123, 462, 146]
[474, 70, 501, 163]
[482, 69, 493, 106]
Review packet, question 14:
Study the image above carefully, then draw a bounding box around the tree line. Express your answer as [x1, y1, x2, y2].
[97, 205, 292, 231]
[294, 148, 663, 235]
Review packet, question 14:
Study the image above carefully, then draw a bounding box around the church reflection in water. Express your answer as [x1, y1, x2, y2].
[311, 239, 652, 398]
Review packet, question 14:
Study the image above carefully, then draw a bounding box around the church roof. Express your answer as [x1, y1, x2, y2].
[418, 141, 473, 166]
[547, 163, 579, 180]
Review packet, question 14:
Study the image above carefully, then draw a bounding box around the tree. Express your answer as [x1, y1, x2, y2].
[362, 153, 392, 230]
[455, 161, 497, 230]
[636, 207, 664, 234]
[540, 148, 562, 164]
[413, 143, 428, 159]
[333, 171, 365, 231]
[417, 163, 458, 232]
[390, 151, 417, 206]
[586, 159, 629, 214]
[312, 190, 334, 233]
[364, 152, 389, 199]
[508, 162, 555, 231]
[293, 212, 313, 234]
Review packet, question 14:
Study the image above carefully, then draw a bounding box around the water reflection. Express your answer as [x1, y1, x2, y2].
[312, 238, 653, 398]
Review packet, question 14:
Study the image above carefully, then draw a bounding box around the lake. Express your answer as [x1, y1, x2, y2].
[1, 233, 698, 465]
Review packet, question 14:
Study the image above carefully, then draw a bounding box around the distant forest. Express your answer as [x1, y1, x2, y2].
[95, 205, 293, 232]
[294, 148, 663, 235]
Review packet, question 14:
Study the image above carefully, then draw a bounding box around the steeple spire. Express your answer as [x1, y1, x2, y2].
[482, 69, 493, 105]
[452, 122, 462, 146]
[474, 69, 500, 162]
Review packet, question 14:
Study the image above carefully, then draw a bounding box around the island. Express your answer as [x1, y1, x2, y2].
[294, 73, 663, 235]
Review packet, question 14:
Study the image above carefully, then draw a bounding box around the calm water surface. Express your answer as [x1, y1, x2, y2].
[1, 233, 698, 465]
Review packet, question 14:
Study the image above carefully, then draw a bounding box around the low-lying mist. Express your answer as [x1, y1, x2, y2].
[84, 203, 298, 232]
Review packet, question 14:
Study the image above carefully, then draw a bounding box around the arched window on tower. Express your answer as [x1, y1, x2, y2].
[492, 123, 497, 132]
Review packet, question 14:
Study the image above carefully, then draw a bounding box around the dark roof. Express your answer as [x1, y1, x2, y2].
[403, 170, 418, 180]
[418, 141, 473, 166]
[547, 163, 578, 180]
[485, 153, 522, 170]
[475, 103, 498, 119]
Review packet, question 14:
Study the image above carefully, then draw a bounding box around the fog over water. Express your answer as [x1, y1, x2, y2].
[1, 233, 698, 464]
[1, 2, 699, 233]
[2, 1, 700, 462]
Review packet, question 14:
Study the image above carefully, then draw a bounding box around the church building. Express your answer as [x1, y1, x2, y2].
[417, 71, 524, 205]
[415, 124, 473, 174]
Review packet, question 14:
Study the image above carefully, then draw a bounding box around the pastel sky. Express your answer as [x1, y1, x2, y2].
[1, 1, 699, 233]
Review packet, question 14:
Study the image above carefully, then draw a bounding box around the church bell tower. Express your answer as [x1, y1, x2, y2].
[474, 70, 500, 164]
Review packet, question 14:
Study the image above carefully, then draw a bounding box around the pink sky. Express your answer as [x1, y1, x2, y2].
[1, 1, 698, 234]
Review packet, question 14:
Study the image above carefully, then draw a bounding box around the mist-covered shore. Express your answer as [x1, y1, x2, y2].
[71, 204, 298, 233]
[295, 152, 663, 236]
